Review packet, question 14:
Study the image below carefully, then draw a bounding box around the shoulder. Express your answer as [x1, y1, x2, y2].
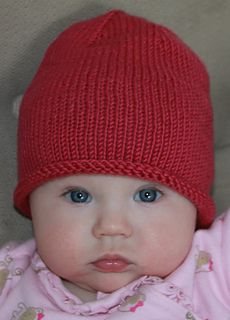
[191, 208, 230, 264]
[0, 238, 36, 262]
[0, 239, 36, 298]
[195, 208, 230, 242]
[191, 208, 230, 278]
[190, 209, 230, 316]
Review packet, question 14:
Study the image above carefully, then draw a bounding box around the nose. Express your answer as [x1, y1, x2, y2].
[92, 205, 133, 239]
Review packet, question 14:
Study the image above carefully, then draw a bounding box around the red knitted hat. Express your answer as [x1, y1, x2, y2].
[14, 10, 215, 227]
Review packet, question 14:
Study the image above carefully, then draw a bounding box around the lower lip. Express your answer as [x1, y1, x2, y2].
[92, 259, 130, 272]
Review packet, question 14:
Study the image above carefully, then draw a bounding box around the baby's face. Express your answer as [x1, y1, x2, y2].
[30, 174, 196, 299]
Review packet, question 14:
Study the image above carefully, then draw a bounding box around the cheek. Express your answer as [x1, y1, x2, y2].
[138, 210, 195, 276]
[32, 212, 88, 274]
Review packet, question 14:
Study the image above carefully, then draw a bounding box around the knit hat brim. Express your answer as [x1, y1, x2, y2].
[14, 159, 215, 227]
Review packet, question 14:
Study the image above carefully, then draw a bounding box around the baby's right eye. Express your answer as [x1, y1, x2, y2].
[64, 189, 92, 203]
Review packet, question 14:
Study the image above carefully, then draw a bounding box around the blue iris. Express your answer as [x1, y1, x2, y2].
[134, 188, 161, 202]
[65, 189, 91, 203]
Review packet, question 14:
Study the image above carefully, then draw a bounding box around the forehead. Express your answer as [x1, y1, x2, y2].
[36, 174, 167, 191]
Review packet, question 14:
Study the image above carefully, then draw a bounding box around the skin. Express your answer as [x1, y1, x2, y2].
[30, 174, 197, 302]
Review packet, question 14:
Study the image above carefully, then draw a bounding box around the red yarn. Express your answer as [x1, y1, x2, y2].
[14, 10, 215, 228]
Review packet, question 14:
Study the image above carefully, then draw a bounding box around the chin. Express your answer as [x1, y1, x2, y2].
[92, 274, 137, 293]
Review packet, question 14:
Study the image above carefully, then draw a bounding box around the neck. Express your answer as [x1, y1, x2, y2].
[62, 279, 97, 303]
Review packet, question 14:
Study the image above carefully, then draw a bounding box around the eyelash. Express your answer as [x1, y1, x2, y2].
[63, 187, 163, 204]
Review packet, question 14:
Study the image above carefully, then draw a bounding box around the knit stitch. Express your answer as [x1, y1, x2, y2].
[14, 10, 214, 227]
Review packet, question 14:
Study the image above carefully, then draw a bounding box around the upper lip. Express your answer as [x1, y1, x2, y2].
[92, 254, 132, 264]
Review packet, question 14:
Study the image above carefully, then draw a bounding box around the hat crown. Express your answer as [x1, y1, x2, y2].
[15, 10, 214, 227]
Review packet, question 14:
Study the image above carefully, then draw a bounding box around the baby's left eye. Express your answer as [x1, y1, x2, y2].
[134, 188, 162, 202]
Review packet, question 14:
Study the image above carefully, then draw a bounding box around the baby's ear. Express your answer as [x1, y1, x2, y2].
[12, 94, 23, 119]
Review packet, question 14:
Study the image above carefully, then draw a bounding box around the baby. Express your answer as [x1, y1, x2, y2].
[0, 9, 229, 320]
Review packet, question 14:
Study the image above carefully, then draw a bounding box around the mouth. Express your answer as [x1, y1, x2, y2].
[92, 254, 132, 273]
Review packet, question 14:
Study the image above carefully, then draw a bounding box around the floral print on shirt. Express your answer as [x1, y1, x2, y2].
[119, 293, 146, 312]
[195, 250, 213, 273]
[11, 302, 45, 320]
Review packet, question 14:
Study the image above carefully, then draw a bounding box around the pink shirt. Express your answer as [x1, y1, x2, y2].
[1, 209, 230, 319]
